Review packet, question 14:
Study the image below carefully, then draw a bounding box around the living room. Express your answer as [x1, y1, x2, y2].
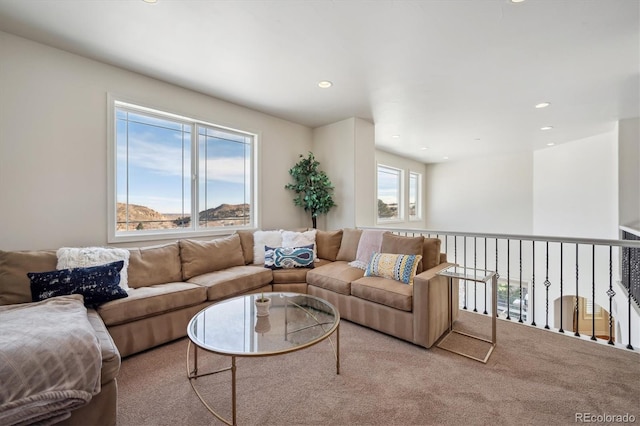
[0, 1, 638, 425]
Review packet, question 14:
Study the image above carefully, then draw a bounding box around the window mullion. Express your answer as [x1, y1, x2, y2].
[191, 124, 199, 231]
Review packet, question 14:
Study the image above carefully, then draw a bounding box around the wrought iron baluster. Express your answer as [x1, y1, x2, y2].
[463, 237, 467, 310]
[519, 239, 523, 323]
[574, 244, 580, 337]
[506, 239, 511, 320]
[473, 237, 477, 312]
[607, 246, 615, 345]
[484, 238, 488, 315]
[627, 254, 634, 350]
[495, 238, 500, 318]
[544, 241, 551, 330]
[591, 245, 596, 341]
[559, 243, 564, 333]
[531, 241, 536, 326]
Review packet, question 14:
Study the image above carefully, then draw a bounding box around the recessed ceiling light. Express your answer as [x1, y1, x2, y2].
[535, 102, 551, 109]
[443, 156, 449, 160]
[547, 142, 555, 146]
[391, 135, 400, 139]
[540, 126, 553, 130]
[143, 0, 158, 3]
[318, 81, 333, 89]
[511, 0, 525, 3]
[420, 147, 428, 150]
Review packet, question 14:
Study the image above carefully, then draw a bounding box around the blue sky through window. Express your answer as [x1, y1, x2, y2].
[116, 109, 250, 215]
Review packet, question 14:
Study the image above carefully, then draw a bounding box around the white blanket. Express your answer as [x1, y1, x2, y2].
[0, 295, 102, 426]
[349, 229, 387, 270]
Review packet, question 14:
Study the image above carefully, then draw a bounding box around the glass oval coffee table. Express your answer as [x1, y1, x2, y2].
[186, 292, 340, 425]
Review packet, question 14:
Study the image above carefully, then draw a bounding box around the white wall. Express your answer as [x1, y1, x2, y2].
[375, 149, 427, 229]
[424, 152, 534, 234]
[618, 117, 640, 228]
[0, 31, 312, 250]
[312, 117, 375, 230]
[533, 130, 618, 239]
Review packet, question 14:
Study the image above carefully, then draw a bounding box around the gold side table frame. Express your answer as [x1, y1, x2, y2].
[436, 266, 497, 363]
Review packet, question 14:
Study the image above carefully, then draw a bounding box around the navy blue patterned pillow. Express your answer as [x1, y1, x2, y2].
[264, 245, 315, 270]
[28, 260, 128, 307]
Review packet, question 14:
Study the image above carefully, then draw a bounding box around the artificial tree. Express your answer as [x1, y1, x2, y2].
[284, 152, 336, 229]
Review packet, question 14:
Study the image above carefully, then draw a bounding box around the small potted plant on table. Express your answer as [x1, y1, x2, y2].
[255, 292, 271, 317]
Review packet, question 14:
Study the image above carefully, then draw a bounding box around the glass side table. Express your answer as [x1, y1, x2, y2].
[436, 266, 497, 363]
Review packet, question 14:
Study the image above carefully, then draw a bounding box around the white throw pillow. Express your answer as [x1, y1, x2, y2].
[282, 229, 318, 261]
[253, 230, 283, 264]
[56, 247, 131, 290]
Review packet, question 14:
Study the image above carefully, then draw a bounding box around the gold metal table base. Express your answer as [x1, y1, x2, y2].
[436, 267, 497, 364]
[186, 325, 340, 426]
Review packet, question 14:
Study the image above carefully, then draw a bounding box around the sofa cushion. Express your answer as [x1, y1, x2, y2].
[423, 238, 443, 270]
[179, 234, 245, 280]
[306, 261, 364, 295]
[128, 242, 182, 288]
[0, 250, 58, 305]
[97, 282, 207, 326]
[28, 261, 128, 307]
[235, 230, 255, 265]
[253, 230, 283, 264]
[86, 309, 120, 384]
[364, 253, 422, 285]
[381, 233, 425, 273]
[272, 259, 332, 284]
[335, 229, 362, 262]
[316, 230, 343, 261]
[351, 276, 413, 312]
[187, 265, 273, 301]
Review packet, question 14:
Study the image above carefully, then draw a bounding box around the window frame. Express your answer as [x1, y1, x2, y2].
[376, 163, 404, 223]
[107, 95, 258, 243]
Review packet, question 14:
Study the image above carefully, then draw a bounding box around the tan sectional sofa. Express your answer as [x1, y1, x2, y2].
[0, 228, 456, 425]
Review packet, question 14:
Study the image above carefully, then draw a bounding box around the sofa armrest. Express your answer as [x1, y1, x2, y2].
[412, 262, 459, 348]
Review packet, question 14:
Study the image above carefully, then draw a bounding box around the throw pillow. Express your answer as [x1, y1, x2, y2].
[282, 229, 317, 261]
[253, 230, 283, 264]
[380, 233, 425, 273]
[179, 234, 245, 280]
[336, 228, 362, 261]
[28, 260, 128, 307]
[56, 247, 131, 291]
[364, 253, 423, 285]
[349, 229, 388, 270]
[316, 229, 343, 261]
[264, 245, 315, 270]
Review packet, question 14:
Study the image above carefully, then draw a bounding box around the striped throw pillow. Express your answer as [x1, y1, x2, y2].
[364, 252, 422, 285]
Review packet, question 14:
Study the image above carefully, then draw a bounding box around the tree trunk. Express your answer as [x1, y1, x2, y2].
[312, 215, 317, 229]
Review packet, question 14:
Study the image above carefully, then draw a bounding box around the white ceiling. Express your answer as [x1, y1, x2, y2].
[0, 0, 638, 163]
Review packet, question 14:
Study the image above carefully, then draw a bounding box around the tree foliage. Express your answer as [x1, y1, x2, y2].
[284, 152, 337, 228]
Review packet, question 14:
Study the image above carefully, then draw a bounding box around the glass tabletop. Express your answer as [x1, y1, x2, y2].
[437, 266, 496, 283]
[187, 292, 339, 356]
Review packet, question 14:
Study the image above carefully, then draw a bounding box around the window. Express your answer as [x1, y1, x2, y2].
[110, 100, 255, 242]
[409, 171, 421, 221]
[377, 165, 403, 221]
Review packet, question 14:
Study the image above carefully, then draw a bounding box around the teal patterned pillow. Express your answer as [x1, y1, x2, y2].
[364, 252, 423, 285]
[264, 245, 315, 270]
[28, 260, 128, 307]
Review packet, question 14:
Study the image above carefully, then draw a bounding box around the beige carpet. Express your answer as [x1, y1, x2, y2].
[116, 311, 639, 425]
